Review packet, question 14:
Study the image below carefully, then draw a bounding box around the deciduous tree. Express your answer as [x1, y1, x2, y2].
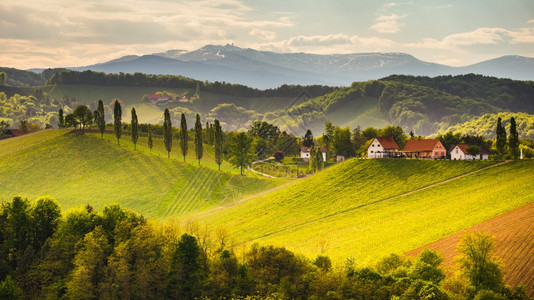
[228, 132, 255, 176]
[167, 234, 206, 299]
[73, 105, 93, 134]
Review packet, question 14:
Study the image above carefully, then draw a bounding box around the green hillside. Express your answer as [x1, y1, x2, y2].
[0, 130, 288, 217]
[437, 111, 534, 139]
[192, 158, 534, 264]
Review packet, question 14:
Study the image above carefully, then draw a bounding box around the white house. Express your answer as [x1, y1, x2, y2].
[367, 137, 400, 158]
[300, 147, 327, 162]
[450, 144, 489, 160]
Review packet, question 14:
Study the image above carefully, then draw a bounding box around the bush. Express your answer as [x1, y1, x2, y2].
[273, 151, 285, 162]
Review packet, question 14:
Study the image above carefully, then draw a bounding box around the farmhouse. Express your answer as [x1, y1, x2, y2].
[450, 144, 489, 160]
[402, 139, 446, 159]
[300, 147, 327, 162]
[367, 137, 400, 158]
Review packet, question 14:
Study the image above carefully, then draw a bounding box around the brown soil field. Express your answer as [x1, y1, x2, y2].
[406, 201, 534, 296]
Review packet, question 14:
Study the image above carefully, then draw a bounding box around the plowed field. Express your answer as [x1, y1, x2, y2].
[407, 202, 534, 296]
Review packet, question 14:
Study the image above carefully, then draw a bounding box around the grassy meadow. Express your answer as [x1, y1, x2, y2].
[0, 130, 289, 218]
[192, 158, 534, 264]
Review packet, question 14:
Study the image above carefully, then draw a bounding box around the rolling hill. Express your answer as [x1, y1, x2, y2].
[191, 158, 534, 266]
[0, 130, 289, 218]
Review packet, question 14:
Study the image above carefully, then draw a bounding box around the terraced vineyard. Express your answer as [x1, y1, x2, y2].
[0, 130, 288, 217]
[192, 159, 534, 265]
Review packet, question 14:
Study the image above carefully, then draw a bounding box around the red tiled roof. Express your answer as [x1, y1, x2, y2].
[375, 137, 399, 150]
[402, 139, 442, 152]
[300, 147, 327, 153]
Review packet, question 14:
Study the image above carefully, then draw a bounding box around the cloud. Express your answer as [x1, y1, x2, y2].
[381, 2, 413, 10]
[249, 29, 276, 41]
[254, 33, 395, 54]
[371, 14, 406, 33]
[406, 26, 534, 49]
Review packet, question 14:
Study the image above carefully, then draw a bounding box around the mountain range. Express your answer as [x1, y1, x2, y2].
[54, 44, 534, 89]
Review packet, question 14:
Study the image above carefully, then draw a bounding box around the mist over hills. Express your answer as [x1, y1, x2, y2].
[63, 44, 534, 89]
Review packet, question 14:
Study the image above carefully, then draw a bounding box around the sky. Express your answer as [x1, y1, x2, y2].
[1, 0, 533, 69]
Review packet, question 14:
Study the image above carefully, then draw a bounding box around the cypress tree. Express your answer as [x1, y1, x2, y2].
[148, 124, 153, 154]
[58, 108, 64, 128]
[163, 109, 172, 158]
[315, 147, 324, 171]
[97, 100, 105, 139]
[113, 100, 122, 145]
[209, 123, 214, 146]
[131, 107, 139, 150]
[180, 113, 188, 162]
[309, 146, 316, 172]
[495, 117, 507, 160]
[509, 117, 519, 160]
[214, 119, 223, 170]
[194, 114, 203, 166]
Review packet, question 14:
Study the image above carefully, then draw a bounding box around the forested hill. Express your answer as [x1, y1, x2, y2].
[46, 69, 335, 98]
[0, 67, 64, 86]
[276, 74, 534, 136]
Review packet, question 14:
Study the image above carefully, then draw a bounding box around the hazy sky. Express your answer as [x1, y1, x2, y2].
[1, 0, 533, 69]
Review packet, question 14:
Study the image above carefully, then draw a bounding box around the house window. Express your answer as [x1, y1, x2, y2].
[456, 149, 458, 154]
[371, 151, 374, 153]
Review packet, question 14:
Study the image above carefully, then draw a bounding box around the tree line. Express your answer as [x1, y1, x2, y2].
[47, 70, 335, 98]
[0, 196, 529, 299]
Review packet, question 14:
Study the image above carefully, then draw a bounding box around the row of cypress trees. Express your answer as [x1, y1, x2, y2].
[104, 101, 224, 169]
[496, 116, 520, 160]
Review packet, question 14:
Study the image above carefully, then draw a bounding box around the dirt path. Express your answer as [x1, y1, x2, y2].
[250, 160, 511, 242]
[406, 202, 534, 296]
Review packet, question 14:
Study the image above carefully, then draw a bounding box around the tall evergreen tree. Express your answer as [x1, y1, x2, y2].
[114, 100, 122, 145]
[163, 109, 172, 158]
[495, 117, 507, 160]
[228, 132, 255, 176]
[309, 146, 316, 172]
[58, 108, 64, 128]
[315, 147, 324, 171]
[214, 119, 223, 171]
[508, 116, 519, 160]
[180, 113, 188, 162]
[131, 107, 139, 150]
[302, 129, 314, 147]
[97, 100, 105, 139]
[209, 123, 214, 146]
[148, 124, 153, 154]
[194, 114, 203, 166]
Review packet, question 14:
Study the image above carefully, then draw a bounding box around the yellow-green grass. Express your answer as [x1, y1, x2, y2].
[0, 130, 289, 218]
[254, 161, 534, 265]
[190, 159, 533, 263]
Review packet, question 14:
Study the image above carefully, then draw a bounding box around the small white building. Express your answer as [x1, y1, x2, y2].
[450, 144, 489, 160]
[368, 137, 400, 158]
[300, 147, 327, 162]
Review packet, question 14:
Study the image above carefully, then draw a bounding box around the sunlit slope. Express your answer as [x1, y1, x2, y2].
[193, 159, 533, 263]
[0, 130, 286, 217]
